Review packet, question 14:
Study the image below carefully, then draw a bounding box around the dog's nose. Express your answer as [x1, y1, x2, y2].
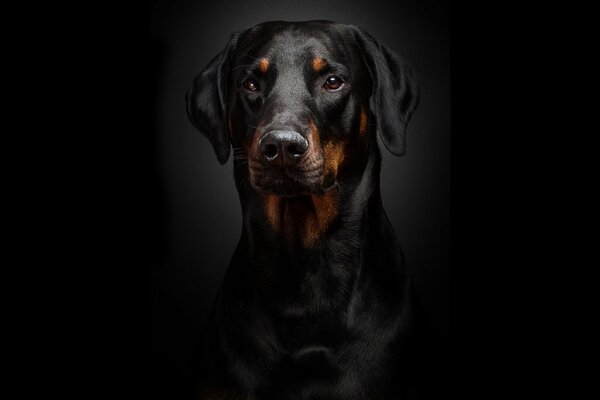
[259, 130, 308, 163]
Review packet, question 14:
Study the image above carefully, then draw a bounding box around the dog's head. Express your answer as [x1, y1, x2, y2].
[187, 21, 418, 197]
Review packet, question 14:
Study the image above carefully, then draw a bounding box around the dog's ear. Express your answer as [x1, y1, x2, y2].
[186, 33, 239, 165]
[351, 26, 419, 156]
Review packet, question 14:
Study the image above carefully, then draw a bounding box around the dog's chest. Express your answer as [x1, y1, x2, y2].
[275, 311, 345, 349]
[267, 314, 346, 385]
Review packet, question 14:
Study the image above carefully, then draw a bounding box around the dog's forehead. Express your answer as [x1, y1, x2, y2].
[268, 34, 330, 61]
[234, 21, 355, 66]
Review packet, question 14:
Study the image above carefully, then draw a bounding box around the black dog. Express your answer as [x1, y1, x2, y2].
[187, 20, 420, 400]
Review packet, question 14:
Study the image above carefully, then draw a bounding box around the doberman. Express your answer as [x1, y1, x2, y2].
[187, 20, 420, 400]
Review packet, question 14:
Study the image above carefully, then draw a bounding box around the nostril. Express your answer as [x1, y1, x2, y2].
[287, 143, 304, 156]
[262, 143, 278, 159]
[285, 138, 308, 158]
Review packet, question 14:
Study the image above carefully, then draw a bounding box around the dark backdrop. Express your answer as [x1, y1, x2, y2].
[144, 0, 452, 397]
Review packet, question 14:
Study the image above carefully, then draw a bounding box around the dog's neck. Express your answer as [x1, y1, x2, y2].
[232, 141, 387, 315]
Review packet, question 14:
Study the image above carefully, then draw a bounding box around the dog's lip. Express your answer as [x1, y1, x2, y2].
[251, 175, 337, 196]
[249, 161, 338, 196]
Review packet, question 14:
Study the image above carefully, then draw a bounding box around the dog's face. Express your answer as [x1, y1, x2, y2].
[227, 23, 372, 197]
[187, 21, 418, 197]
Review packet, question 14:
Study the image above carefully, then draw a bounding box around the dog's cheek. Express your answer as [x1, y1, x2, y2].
[227, 96, 245, 148]
[247, 126, 261, 160]
[245, 126, 263, 189]
[227, 115, 245, 151]
[322, 140, 346, 179]
[360, 106, 368, 137]
[344, 98, 368, 138]
[306, 119, 324, 163]
[227, 101, 258, 154]
[321, 105, 367, 180]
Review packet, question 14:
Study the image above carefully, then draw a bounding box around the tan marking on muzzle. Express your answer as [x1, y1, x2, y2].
[263, 191, 340, 248]
[323, 140, 346, 178]
[308, 120, 321, 147]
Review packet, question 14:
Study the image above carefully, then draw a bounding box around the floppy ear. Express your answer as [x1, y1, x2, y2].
[186, 33, 239, 164]
[352, 26, 419, 156]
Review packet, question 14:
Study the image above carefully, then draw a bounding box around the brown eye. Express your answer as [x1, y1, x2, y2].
[243, 78, 260, 92]
[323, 75, 344, 91]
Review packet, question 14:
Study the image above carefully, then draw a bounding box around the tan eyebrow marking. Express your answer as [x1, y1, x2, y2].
[258, 58, 269, 73]
[312, 57, 326, 72]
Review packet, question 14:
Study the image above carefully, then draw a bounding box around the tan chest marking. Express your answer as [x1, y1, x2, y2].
[264, 190, 339, 248]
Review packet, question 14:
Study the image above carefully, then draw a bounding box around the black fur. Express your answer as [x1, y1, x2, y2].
[187, 21, 421, 399]
[186, 33, 239, 164]
[351, 26, 419, 156]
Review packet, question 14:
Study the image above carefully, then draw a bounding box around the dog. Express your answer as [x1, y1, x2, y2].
[187, 20, 420, 400]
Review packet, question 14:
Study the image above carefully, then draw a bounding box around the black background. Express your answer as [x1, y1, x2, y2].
[146, 0, 452, 398]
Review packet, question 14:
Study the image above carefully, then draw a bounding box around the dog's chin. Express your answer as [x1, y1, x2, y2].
[251, 175, 337, 197]
[251, 179, 318, 197]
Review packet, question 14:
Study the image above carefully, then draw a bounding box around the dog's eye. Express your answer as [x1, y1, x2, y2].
[323, 76, 344, 91]
[243, 78, 260, 92]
